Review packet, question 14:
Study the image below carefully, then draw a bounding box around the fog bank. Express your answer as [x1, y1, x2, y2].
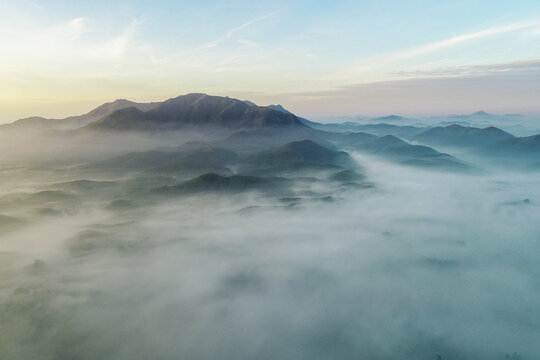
[0, 154, 539, 360]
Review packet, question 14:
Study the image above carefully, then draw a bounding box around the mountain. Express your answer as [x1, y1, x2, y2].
[470, 111, 491, 117]
[348, 135, 470, 171]
[265, 104, 332, 132]
[85, 94, 306, 132]
[0, 117, 59, 131]
[267, 104, 291, 114]
[413, 124, 514, 148]
[83, 107, 156, 131]
[157, 173, 288, 194]
[296, 117, 328, 129]
[328, 169, 365, 182]
[217, 124, 336, 152]
[295, 119, 426, 138]
[241, 140, 355, 174]
[82, 141, 238, 176]
[74, 99, 158, 123]
[0, 214, 25, 235]
[358, 135, 412, 152]
[243, 100, 257, 107]
[351, 123, 425, 139]
[372, 115, 409, 123]
[324, 131, 378, 148]
[1, 99, 159, 131]
[480, 134, 540, 157]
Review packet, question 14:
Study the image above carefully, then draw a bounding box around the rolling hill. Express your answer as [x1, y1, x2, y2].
[413, 124, 514, 148]
[480, 133, 540, 158]
[81, 141, 238, 175]
[347, 135, 470, 171]
[241, 140, 356, 174]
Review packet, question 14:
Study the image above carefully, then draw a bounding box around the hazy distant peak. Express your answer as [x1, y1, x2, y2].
[2, 116, 57, 129]
[413, 123, 514, 148]
[372, 115, 408, 122]
[471, 111, 491, 116]
[366, 135, 409, 149]
[483, 126, 510, 134]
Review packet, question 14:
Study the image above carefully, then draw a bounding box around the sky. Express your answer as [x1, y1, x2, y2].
[1, 0, 540, 122]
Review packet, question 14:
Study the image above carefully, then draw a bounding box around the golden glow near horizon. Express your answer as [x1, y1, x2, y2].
[1, 1, 540, 122]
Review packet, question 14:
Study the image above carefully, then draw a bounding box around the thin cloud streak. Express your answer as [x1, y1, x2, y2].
[391, 58, 540, 78]
[331, 19, 540, 83]
[197, 10, 281, 50]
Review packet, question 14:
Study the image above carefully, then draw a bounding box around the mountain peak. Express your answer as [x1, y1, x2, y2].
[471, 111, 491, 116]
[87, 98, 159, 119]
[375, 135, 407, 145]
[267, 104, 291, 114]
[373, 115, 407, 122]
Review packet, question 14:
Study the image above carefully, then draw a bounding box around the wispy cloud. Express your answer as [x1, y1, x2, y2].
[237, 39, 258, 47]
[333, 19, 540, 81]
[0, 14, 154, 73]
[91, 18, 144, 59]
[392, 59, 540, 79]
[383, 21, 539, 63]
[197, 10, 280, 49]
[529, 26, 540, 36]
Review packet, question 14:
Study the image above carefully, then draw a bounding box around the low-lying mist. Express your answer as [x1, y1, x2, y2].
[1, 150, 539, 360]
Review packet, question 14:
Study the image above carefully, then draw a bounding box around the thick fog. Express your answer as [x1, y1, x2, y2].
[1, 148, 539, 360]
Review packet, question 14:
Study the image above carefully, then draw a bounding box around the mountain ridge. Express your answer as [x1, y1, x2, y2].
[413, 124, 514, 148]
[1, 99, 160, 131]
[84, 94, 306, 132]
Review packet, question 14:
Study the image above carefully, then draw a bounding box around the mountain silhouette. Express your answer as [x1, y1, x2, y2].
[1, 99, 158, 131]
[481, 133, 540, 157]
[241, 140, 355, 173]
[85, 94, 306, 132]
[413, 124, 514, 148]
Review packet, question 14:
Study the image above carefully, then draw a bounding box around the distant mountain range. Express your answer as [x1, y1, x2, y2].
[2, 93, 539, 171]
[346, 135, 470, 171]
[307, 110, 540, 137]
[480, 134, 540, 158]
[412, 124, 515, 148]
